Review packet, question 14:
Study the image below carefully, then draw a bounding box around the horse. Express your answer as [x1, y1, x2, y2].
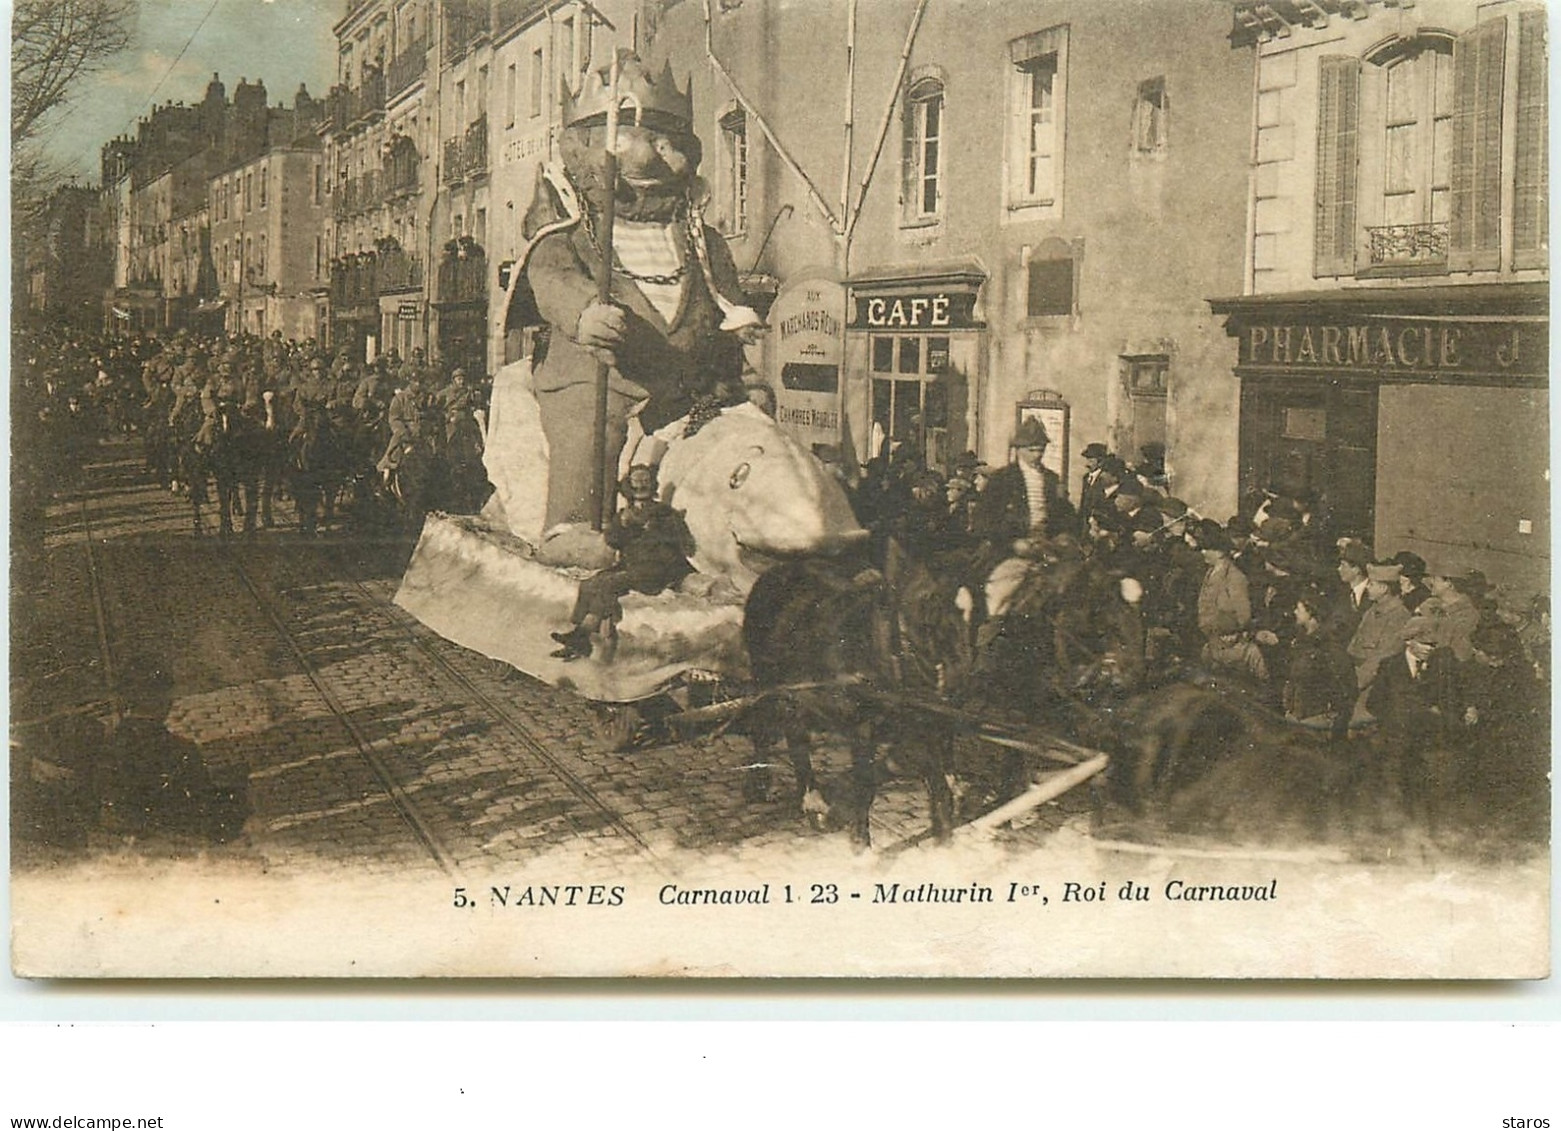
[206, 399, 264, 538]
[251, 390, 293, 529]
[438, 405, 488, 514]
[738, 537, 977, 847]
[971, 538, 1298, 819]
[381, 430, 435, 534]
[170, 398, 209, 534]
[173, 397, 260, 538]
[287, 399, 348, 537]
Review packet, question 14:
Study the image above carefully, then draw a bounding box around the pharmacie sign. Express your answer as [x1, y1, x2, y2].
[850, 291, 979, 330]
[1236, 317, 1543, 382]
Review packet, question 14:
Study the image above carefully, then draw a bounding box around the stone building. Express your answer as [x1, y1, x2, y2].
[21, 185, 112, 332]
[97, 73, 324, 337]
[1208, 0, 1547, 594]
[646, 0, 1255, 517]
[322, 0, 434, 362]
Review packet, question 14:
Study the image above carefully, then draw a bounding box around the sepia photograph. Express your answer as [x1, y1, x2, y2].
[9, 0, 1551, 978]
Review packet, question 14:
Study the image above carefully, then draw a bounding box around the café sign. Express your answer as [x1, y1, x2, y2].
[850, 291, 979, 330]
[1237, 318, 1543, 382]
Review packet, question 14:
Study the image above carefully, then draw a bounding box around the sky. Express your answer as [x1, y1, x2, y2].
[28, 0, 342, 184]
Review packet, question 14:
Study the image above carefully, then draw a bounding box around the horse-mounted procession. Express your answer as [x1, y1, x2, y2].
[389, 52, 1286, 851]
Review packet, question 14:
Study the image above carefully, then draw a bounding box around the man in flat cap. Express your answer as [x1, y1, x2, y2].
[1349, 561, 1412, 700]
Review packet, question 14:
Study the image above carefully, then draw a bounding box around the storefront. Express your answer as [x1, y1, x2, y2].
[1211, 283, 1548, 595]
[380, 296, 426, 361]
[843, 261, 986, 473]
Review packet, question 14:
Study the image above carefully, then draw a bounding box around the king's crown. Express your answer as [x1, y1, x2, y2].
[563, 53, 694, 130]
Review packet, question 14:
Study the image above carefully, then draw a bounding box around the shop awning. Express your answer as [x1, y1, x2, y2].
[1210, 282, 1548, 386]
[1209, 282, 1548, 320]
[847, 256, 988, 291]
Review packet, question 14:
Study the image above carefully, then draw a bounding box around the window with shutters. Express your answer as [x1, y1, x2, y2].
[1006, 26, 1067, 218]
[902, 76, 944, 225]
[1313, 56, 1360, 277]
[1361, 40, 1453, 274]
[1318, 17, 1538, 279]
[1512, 11, 1547, 270]
[1448, 18, 1506, 272]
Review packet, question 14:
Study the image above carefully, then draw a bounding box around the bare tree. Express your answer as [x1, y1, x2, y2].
[11, 0, 135, 149]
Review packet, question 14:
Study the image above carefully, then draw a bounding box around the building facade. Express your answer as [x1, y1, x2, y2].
[97, 73, 323, 338]
[323, 0, 432, 361]
[211, 140, 330, 340]
[1210, 0, 1548, 595]
[648, 0, 1255, 518]
[323, 0, 636, 375]
[21, 185, 113, 332]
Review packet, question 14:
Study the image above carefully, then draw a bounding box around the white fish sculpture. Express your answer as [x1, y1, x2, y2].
[656, 402, 866, 596]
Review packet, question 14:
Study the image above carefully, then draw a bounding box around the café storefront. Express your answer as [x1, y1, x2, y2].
[842, 261, 987, 474]
[1211, 283, 1549, 595]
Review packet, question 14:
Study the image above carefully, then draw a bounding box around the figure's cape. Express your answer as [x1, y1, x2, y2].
[503, 164, 583, 334]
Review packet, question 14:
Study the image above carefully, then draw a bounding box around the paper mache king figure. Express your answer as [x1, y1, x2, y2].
[495, 54, 764, 558]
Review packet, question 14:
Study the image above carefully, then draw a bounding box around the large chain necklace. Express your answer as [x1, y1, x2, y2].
[579, 198, 691, 286]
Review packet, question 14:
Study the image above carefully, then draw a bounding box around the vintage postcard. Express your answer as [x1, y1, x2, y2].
[10, 0, 1549, 978]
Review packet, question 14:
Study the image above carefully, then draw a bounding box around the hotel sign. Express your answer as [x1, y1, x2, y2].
[770, 277, 845, 438]
[1237, 318, 1544, 382]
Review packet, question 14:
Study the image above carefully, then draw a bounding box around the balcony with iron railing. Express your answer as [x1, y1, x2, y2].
[1363, 221, 1450, 275]
[443, 137, 465, 186]
[438, 236, 488, 305]
[378, 244, 425, 293]
[387, 40, 428, 99]
[353, 65, 385, 124]
[464, 116, 488, 179]
[330, 253, 380, 308]
[324, 84, 351, 134]
[444, 1, 492, 65]
[358, 170, 382, 212]
[494, 0, 549, 35]
[384, 145, 422, 199]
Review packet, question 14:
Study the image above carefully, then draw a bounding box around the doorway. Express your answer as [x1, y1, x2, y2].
[1238, 378, 1378, 539]
[867, 332, 966, 472]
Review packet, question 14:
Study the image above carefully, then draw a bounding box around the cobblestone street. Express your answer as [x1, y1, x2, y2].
[12, 439, 1075, 880]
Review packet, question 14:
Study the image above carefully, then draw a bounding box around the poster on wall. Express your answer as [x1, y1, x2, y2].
[1016, 391, 1070, 485]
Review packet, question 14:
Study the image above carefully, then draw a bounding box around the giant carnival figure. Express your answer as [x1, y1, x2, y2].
[398, 51, 863, 706]
[488, 54, 763, 557]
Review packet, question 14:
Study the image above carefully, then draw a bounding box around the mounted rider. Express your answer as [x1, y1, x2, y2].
[970, 416, 1078, 627]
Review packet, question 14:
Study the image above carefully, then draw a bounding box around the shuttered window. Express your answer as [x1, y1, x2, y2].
[1314, 56, 1361, 277]
[1449, 18, 1506, 271]
[1513, 11, 1547, 269]
[1006, 26, 1067, 214]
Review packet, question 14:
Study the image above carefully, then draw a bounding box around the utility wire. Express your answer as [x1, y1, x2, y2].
[63, 0, 224, 177]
